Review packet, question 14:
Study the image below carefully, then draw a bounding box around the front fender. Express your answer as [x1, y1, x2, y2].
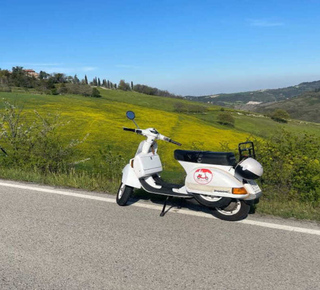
[122, 163, 141, 189]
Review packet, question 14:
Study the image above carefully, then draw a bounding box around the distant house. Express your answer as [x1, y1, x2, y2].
[24, 69, 39, 78]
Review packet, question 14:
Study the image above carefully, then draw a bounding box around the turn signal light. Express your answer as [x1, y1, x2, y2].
[232, 187, 247, 195]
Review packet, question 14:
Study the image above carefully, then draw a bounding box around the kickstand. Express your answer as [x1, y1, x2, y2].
[160, 196, 172, 217]
[177, 198, 184, 209]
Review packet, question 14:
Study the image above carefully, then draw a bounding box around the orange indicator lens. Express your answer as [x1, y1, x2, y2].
[232, 187, 247, 194]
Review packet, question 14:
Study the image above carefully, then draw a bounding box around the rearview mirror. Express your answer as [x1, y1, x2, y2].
[126, 111, 135, 120]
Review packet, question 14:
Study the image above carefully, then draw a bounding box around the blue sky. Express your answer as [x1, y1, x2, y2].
[1, 0, 320, 96]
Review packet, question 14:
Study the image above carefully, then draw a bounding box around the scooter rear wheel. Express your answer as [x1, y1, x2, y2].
[116, 183, 133, 206]
[193, 194, 231, 208]
[211, 199, 250, 221]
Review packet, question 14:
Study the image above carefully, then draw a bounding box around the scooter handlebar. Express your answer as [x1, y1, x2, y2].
[123, 128, 181, 145]
[123, 127, 136, 132]
[169, 139, 182, 146]
[123, 128, 143, 135]
[161, 135, 182, 146]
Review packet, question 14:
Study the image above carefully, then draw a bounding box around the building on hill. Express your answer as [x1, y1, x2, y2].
[24, 69, 39, 78]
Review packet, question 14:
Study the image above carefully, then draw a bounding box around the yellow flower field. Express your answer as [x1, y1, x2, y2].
[0, 92, 250, 173]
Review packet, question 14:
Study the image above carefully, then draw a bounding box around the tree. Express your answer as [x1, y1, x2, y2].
[39, 71, 50, 80]
[0, 69, 10, 84]
[133, 83, 181, 98]
[217, 112, 235, 126]
[270, 109, 290, 123]
[91, 87, 101, 98]
[118, 79, 131, 91]
[49, 73, 66, 84]
[74, 74, 80, 84]
[98, 78, 101, 87]
[10, 66, 27, 87]
[84, 75, 88, 85]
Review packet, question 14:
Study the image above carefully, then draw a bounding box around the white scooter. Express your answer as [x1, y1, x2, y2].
[117, 111, 263, 221]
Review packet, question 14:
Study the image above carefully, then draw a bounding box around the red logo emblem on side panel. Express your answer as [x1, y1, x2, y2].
[194, 169, 213, 184]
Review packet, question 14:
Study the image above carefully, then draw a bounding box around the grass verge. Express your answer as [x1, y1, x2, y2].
[0, 167, 120, 194]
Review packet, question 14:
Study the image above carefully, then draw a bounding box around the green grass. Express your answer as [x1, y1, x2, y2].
[257, 197, 320, 221]
[196, 109, 320, 138]
[0, 89, 320, 221]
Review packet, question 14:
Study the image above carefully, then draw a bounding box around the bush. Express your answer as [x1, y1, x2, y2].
[270, 109, 290, 123]
[217, 112, 235, 126]
[91, 87, 101, 98]
[255, 129, 320, 204]
[173, 102, 207, 113]
[0, 101, 84, 174]
[56, 83, 92, 96]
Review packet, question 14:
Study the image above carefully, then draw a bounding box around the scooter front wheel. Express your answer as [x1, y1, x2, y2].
[211, 199, 250, 221]
[193, 194, 231, 208]
[116, 183, 133, 206]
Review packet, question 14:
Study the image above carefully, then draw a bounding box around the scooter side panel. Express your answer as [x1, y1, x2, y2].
[122, 163, 142, 189]
[184, 164, 249, 199]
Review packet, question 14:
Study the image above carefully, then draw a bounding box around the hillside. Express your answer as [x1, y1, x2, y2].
[0, 90, 249, 173]
[186, 80, 320, 107]
[0, 89, 319, 220]
[1, 89, 319, 157]
[255, 91, 320, 123]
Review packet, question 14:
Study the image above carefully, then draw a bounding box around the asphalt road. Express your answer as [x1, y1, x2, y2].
[0, 180, 320, 290]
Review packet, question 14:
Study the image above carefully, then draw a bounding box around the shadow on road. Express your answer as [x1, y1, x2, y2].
[127, 189, 257, 218]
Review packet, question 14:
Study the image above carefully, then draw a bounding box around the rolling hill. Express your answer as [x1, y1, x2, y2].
[255, 90, 320, 123]
[186, 80, 320, 108]
[0, 87, 318, 164]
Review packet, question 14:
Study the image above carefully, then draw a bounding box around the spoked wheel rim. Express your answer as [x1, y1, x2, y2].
[216, 200, 241, 216]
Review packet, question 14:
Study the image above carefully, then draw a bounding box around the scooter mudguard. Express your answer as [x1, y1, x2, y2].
[122, 164, 142, 189]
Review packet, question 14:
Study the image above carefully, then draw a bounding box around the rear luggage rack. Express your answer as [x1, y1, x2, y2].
[238, 141, 256, 161]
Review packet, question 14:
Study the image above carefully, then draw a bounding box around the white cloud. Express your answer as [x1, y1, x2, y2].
[81, 66, 97, 72]
[248, 19, 284, 27]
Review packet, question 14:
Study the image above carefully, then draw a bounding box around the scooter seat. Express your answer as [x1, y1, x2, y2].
[174, 150, 236, 166]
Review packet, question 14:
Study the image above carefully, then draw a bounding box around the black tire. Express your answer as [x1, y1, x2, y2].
[116, 183, 133, 206]
[193, 194, 231, 208]
[211, 199, 250, 221]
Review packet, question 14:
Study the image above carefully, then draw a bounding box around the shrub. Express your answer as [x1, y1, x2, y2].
[270, 109, 290, 123]
[217, 112, 235, 126]
[255, 129, 320, 204]
[91, 87, 101, 98]
[0, 101, 84, 174]
[173, 102, 207, 113]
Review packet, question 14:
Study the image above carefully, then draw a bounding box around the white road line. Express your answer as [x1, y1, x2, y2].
[1, 181, 320, 236]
